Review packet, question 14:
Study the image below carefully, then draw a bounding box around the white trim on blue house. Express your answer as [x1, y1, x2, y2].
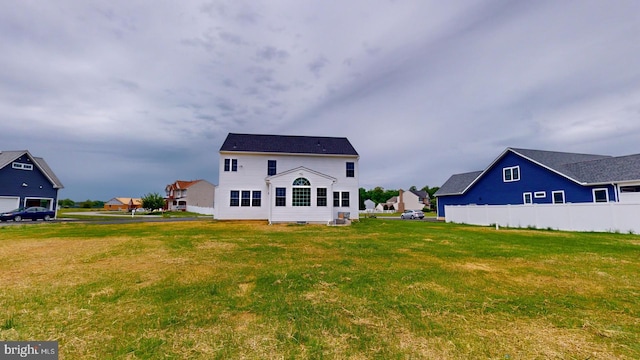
[435, 147, 640, 219]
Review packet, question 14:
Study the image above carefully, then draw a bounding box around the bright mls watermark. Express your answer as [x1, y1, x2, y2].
[1, 342, 58, 359]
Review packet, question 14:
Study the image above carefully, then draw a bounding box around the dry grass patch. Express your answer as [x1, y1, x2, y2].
[0, 219, 638, 359]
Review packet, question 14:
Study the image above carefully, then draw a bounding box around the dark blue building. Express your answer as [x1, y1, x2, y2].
[0, 150, 64, 214]
[435, 148, 640, 219]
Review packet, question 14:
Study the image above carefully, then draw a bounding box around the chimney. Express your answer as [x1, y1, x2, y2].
[398, 189, 405, 213]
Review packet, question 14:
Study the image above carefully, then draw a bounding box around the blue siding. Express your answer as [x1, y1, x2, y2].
[438, 152, 616, 217]
[0, 157, 59, 209]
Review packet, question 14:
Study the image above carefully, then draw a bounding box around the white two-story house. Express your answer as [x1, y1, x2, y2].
[214, 133, 360, 224]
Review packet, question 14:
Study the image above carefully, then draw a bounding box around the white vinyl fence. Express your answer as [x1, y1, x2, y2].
[445, 203, 640, 234]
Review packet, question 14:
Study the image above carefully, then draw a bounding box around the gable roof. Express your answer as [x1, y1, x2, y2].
[435, 147, 640, 197]
[409, 189, 429, 199]
[0, 150, 64, 189]
[220, 133, 359, 156]
[108, 197, 142, 206]
[435, 171, 483, 196]
[166, 180, 202, 190]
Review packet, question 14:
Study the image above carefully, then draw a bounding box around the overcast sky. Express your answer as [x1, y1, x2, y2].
[2, 1, 640, 201]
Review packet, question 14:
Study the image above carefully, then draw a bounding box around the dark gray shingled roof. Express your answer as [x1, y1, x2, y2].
[434, 171, 483, 196]
[219, 133, 359, 156]
[562, 153, 640, 183]
[0, 150, 64, 188]
[435, 148, 640, 197]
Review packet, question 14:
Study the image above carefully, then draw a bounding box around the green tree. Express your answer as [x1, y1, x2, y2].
[421, 185, 440, 211]
[359, 188, 367, 210]
[141, 192, 165, 212]
[369, 186, 386, 204]
[80, 199, 94, 208]
[58, 198, 76, 208]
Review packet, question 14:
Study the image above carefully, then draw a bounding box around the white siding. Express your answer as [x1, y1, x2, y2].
[269, 169, 335, 223]
[402, 192, 424, 210]
[215, 152, 359, 222]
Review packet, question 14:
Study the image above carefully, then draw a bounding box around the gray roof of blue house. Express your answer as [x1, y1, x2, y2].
[434, 171, 483, 196]
[219, 133, 359, 156]
[435, 147, 640, 197]
[0, 150, 64, 188]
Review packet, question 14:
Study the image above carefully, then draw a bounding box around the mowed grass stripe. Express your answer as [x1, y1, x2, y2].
[0, 219, 638, 359]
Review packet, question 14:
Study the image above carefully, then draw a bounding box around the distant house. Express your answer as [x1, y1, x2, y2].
[0, 150, 64, 214]
[104, 197, 142, 211]
[377, 196, 398, 212]
[165, 179, 215, 214]
[400, 189, 430, 211]
[379, 189, 430, 212]
[214, 133, 360, 224]
[435, 147, 640, 232]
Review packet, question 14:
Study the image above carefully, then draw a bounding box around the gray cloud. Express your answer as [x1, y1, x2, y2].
[1, 0, 639, 199]
[308, 56, 329, 78]
[256, 46, 290, 63]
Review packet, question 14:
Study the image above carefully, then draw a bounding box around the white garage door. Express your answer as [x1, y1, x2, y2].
[0, 197, 20, 212]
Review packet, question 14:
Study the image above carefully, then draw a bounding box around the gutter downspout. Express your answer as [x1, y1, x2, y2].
[267, 180, 272, 225]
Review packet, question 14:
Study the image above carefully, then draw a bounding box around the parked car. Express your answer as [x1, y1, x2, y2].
[400, 209, 424, 219]
[0, 207, 55, 222]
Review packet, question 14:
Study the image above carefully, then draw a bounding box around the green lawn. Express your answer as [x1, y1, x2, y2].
[0, 219, 638, 359]
[57, 208, 207, 221]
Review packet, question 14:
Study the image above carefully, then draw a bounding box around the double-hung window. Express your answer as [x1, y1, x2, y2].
[275, 188, 286, 207]
[341, 192, 350, 207]
[252, 191, 262, 206]
[346, 162, 355, 177]
[224, 159, 238, 172]
[333, 191, 349, 207]
[241, 191, 251, 206]
[230, 191, 240, 206]
[333, 192, 340, 207]
[523, 192, 532, 204]
[503, 166, 520, 182]
[317, 188, 327, 206]
[267, 160, 277, 176]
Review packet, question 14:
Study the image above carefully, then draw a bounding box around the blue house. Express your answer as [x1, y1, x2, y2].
[0, 150, 64, 213]
[435, 148, 640, 219]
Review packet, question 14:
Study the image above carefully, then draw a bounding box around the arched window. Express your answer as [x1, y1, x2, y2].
[293, 178, 310, 186]
[292, 177, 311, 206]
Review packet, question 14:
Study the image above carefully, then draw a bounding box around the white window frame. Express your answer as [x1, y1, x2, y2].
[292, 178, 311, 207]
[523, 192, 532, 204]
[275, 187, 286, 207]
[503, 166, 520, 182]
[534, 191, 546, 198]
[552, 190, 565, 204]
[592, 188, 609, 203]
[12, 162, 33, 171]
[252, 191, 261, 207]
